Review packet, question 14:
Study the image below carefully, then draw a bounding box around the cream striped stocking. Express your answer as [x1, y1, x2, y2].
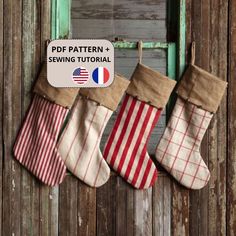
[58, 97, 112, 187]
[57, 74, 129, 187]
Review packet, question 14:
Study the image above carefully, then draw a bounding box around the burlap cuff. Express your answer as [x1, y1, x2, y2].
[80, 74, 130, 111]
[33, 63, 79, 108]
[176, 64, 227, 113]
[126, 63, 176, 109]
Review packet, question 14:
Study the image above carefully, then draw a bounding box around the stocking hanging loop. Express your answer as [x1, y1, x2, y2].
[138, 40, 143, 64]
[190, 41, 196, 65]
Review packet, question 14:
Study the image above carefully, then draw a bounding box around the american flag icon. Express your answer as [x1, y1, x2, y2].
[72, 67, 89, 84]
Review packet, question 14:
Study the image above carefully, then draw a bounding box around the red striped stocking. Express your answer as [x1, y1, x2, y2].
[14, 94, 68, 186]
[104, 94, 161, 189]
[103, 63, 176, 189]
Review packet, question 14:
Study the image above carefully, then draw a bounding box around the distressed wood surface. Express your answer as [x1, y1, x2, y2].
[71, 0, 166, 41]
[0, 0, 235, 236]
[227, 0, 236, 235]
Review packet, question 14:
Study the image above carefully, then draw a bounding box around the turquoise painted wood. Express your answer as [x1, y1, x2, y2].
[178, 0, 186, 78]
[51, 0, 71, 39]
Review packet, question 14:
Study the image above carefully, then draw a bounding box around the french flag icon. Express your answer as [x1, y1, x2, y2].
[92, 67, 110, 84]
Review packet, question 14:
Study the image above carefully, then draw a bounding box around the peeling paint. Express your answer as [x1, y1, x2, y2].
[78, 213, 82, 227]
[12, 179, 15, 191]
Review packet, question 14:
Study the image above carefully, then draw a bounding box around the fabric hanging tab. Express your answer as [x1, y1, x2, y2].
[190, 41, 196, 65]
[138, 40, 143, 64]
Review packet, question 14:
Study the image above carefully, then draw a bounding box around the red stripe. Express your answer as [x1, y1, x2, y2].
[129, 106, 154, 186]
[29, 99, 58, 172]
[123, 105, 153, 181]
[82, 109, 109, 181]
[72, 105, 99, 174]
[108, 96, 136, 168]
[138, 159, 153, 189]
[93, 157, 104, 186]
[40, 106, 66, 183]
[103, 68, 110, 83]
[138, 111, 161, 188]
[62, 99, 86, 165]
[54, 158, 66, 186]
[23, 96, 49, 167]
[116, 101, 145, 173]
[43, 107, 67, 184]
[103, 94, 129, 159]
[32, 101, 59, 177]
[27, 98, 55, 170]
[150, 169, 158, 187]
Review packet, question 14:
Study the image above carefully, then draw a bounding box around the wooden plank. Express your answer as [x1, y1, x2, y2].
[134, 187, 153, 235]
[72, 0, 166, 20]
[187, 1, 211, 235]
[20, 1, 41, 235]
[0, 0, 3, 233]
[2, 0, 22, 235]
[77, 181, 96, 236]
[115, 177, 134, 236]
[171, 184, 189, 236]
[59, 176, 96, 236]
[153, 173, 171, 236]
[96, 174, 116, 236]
[227, 0, 236, 235]
[59, 176, 78, 236]
[208, 1, 228, 235]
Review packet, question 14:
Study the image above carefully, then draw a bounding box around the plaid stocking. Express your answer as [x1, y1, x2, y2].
[155, 63, 227, 189]
[155, 97, 212, 189]
[103, 63, 176, 189]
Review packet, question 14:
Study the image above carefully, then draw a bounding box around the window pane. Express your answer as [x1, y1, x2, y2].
[71, 0, 167, 41]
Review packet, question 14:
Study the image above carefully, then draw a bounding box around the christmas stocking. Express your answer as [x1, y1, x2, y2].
[155, 63, 227, 189]
[57, 74, 130, 187]
[14, 63, 79, 186]
[103, 63, 176, 189]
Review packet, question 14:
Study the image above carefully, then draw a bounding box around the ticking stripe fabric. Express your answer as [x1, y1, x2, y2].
[103, 94, 161, 189]
[58, 96, 112, 187]
[155, 97, 212, 189]
[14, 94, 68, 186]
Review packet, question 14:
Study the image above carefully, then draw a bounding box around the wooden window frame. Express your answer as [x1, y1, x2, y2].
[51, 0, 186, 119]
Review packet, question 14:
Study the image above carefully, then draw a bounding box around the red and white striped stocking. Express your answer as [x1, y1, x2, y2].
[14, 94, 68, 186]
[14, 63, 79, 186]
[103, 63, 176, 189]
[155, 63, 227, 189]
[104, 94, 161, 189]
